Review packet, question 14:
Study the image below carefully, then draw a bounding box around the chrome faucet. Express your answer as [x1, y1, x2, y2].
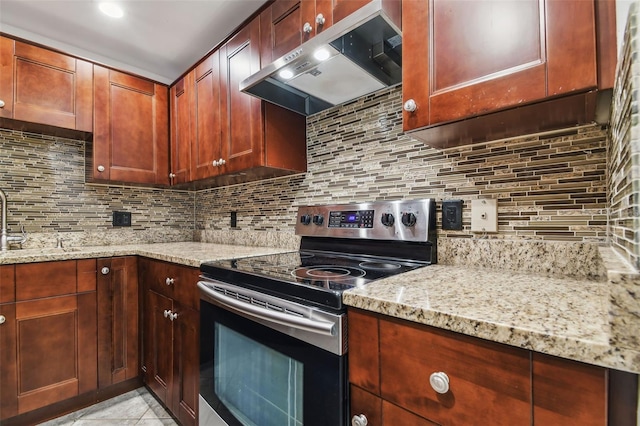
[0, 189, 27, 251]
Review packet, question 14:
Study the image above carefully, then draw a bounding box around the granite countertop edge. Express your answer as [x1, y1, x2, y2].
[2, 242, 638, 374]
[0, 242, 295, 267]
[343, 247, 640, 374]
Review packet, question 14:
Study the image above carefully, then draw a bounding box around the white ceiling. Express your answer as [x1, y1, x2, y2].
[0, 0, 269, 85]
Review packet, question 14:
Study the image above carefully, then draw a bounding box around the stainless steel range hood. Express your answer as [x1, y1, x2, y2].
[240, 0, 402, 116]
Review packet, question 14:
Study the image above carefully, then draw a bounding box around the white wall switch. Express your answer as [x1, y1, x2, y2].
[471, 199, 498, 233]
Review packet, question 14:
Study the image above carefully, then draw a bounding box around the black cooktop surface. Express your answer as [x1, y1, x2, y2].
[200, 250, 430, 312]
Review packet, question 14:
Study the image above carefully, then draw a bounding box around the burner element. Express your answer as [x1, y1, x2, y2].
[359, 261, 402, 270]
[292, 265, 366, 281]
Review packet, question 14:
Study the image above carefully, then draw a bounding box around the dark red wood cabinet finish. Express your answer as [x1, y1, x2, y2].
[219, 14, 307, 179]
[139, 257, 199, 426]
[0, 36, 93, 132]
[402, 0, 617, 148]
[348, 308, 627, 426]
[0, 260, 97, 420]
[97, 257, 139, 388]
[93, 66, 169, 185]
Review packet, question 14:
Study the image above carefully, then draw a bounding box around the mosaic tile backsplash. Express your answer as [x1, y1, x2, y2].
[0, 129, 194, 248]
[196, 86, 608, 243]
[609, 3, 640, 270]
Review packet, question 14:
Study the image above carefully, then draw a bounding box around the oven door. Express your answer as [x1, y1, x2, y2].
[198, 281, 348, 426]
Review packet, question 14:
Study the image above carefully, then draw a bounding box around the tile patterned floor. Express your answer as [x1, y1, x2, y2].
[38, 387, 178, 426]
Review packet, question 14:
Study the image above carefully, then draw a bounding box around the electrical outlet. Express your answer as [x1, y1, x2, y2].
[442, 200, 463, 230]
[113, 211, 131, 227]
[471, 199, 497, 233]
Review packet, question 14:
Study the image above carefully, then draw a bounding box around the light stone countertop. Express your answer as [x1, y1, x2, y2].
[0, 242, 294, 267]
[343, 250, 640, 374]
[2, 241, 638, 374]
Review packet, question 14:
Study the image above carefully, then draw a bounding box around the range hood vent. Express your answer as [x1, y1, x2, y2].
[240, 0, 402, 116]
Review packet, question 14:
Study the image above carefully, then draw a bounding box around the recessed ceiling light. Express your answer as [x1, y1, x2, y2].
[99, 2, 124, 18]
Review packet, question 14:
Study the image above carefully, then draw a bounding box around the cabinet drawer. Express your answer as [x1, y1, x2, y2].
[140, 258, 199, 310]
[379, 317, 531, 425]
[16, 261, 78, 301]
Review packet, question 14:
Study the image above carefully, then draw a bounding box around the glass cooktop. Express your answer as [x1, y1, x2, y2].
[200, 250, 430, 312]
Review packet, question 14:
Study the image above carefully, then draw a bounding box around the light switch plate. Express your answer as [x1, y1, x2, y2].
[471, 199, 498, 233]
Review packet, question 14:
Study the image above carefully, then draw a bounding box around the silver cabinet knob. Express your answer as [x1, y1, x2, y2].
[316, 13, 325, 25]
[0, 315, 5, 324]
[169, 312, 178, 321]
[169, 172, 176, 179]
[212, 160, 219, 167]
[101, 267, 110, 275]
[351, 414, 368, 426]
[97, 165, 105, 172]
[163, 309, 171, 318]
[219, 158, 226, 165]
[303, 22, 312, 34]
[0, 100, 5, 108]
[429, 371, 450, 394]
[165, 277, 175, 286]
[403, 99, 417, 113]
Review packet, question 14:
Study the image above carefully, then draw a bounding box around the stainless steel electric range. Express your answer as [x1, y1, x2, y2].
[198, 199, 437, 426]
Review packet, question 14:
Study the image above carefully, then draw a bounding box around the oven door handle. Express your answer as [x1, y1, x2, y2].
[198, 282, 336, 336]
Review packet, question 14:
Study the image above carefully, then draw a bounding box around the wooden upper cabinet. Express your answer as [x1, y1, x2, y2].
[403, 0, 614, 140]
[191, 50, 222, 181]
[93, 66, 170, 185]
[221, 16, 264, 174]
[260, 0, 400, 63]
[260, 0, 321, 63]
[169, 74, 193, 185]
[0, 36, 93, 132]
[219, 15, 307, 180]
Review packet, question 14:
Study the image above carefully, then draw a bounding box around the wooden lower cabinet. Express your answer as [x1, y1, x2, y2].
[140, 258, 200, 426]
[97, 257, 139, 387]
[0, 260, 98, 420]
[532, 352, 606, 425]
[348, 308, 625, 426]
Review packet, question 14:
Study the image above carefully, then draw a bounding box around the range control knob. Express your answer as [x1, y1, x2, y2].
[300, 214, 312, 225]
[401, 212, 417, 227]
[312, 214, 324, 226]
[381, 213, 395, 227]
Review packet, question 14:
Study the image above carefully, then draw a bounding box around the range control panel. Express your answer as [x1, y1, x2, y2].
[328, 210, 374, 228]
[295, 199, 436, 242]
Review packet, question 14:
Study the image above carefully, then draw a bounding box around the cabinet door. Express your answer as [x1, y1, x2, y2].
[93, 66, 169, 185]
[0, 37, 93, 131]
[348, 309, 380, 394]
[260, 0, 317, 63]
[1, 294, 97, 417]
[0, 37, 15, 120]
[403, 0, 597, 130]
[144, 289, 174, 404]
[220, 16, 264, 174]
[350, 385, 382, 426]
[382, 400, 439, 426]
[0, 265, 15, 304]
[532, 353, 606, 425]
[0, 303, 17, 420]
[191, 51, 223, 181]
[172, 304, 199, 426]
[97, 257, 139, 387]
[379, 317, 531, 425]
[170, 74, 193, 185]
